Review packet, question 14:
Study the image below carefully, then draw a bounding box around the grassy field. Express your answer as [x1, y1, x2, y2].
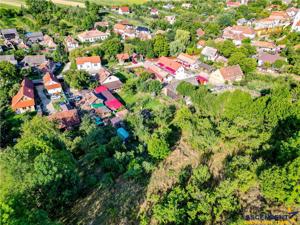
[0, 0, 148, 8]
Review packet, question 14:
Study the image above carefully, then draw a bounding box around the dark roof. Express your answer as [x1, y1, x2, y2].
[48, 109, 80, 130]
[25, 32, 43, 38]
[101, 90, 115, 101]
[199, 62, 215, 73]
[0, 28, 17, 35]
[136, 26, 150, 32]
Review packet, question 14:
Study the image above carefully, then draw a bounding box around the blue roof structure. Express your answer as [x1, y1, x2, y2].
[136, 26, 150, 32]
[117, 127, 129, 140]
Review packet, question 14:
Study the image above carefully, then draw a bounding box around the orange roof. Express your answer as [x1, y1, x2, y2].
[116, 53, 130, 60]
[120, 6, 129, 12]
[11, 78, 35, 110]
[114, 23, 126, 31]
[197, 40, 206, 46]
[76, 56, 101, 65]
[270, 11, 289, 20]
[157, 56, 182, 71]
[43, 72, 62, 90]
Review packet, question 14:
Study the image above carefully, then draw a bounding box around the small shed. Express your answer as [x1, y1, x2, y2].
[117, 127, 129, 140]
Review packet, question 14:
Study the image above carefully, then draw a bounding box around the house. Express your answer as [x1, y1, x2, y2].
[199, 62, 215, 73]
[78, 30, 110, 43]
[223, 25, 256, 45]
[41, 35, 57, 50]
[94, 21, 109, 28]
[0, 28, 19, 41]
[96, 68, 122, 90]
[292, 11, 300, 32]
[94, 85, 109, 95]
[258, 52, 284, 66]
[43, 72, 62, 95]
[95, 106, 111, 118]
[254, 11, 291, 35]
[251, 41, 277, 52]
[209, 65, 244, 85]
[22, 55, 47, 68]
[105, 98, 123, 111]
[116, 109, 128, 119]
[116, 53, 130, 64]
[163, 76, 199, 99]
[196, 28, 205, 38]
[292, 21, 300, 32]
[165, 15, 176, 25]
[163, 4, 174, 10]
[237, 18, 248, 26]
[11, 78, 35, 113]
[201, 46, 218, 61]
[135, 27, 152, 40]
[144, 61, 169, 82]
[122, 29, 136, 40]
[103, 76, 123, 90]
[286, 7, 299, 18]
[25, 32, 44, 44]
[197, 40, 206, 49]
[177, 53, 199, 70]
[97, 68, 111, 83]
[196, 75, 208, 85]
[118, 6, 130, 15]
[48, 109, 80, 130]
[0, 55, 17, 65]
[64, 36, 79, 51]
[157, 56, 186, 80]
[113, 23, 127, 34]
[226, 1, 241, 8]
[150, 8, 159, 16]
[76, 56, 102, 74]
[110, 116, 122, 127]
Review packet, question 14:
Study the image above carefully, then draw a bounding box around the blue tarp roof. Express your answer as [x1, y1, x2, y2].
[117, 127, 129, 140]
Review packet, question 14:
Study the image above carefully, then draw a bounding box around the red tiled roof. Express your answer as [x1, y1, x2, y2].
[11, 78, 35, 110]
[105, 98, 123, 110]
[94, 85, 108, 94]
[76, 56, 101, 65]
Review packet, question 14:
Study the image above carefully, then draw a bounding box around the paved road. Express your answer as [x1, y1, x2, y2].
[36, 85, 56, 114]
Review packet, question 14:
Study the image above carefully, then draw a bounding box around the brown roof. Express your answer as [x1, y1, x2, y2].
[97, 68, 111, 83]
[258, 52, 283, 64]
[78, 30, 108, 39]
[104, 80, 123, 90]
[65, 35, 77, 44]
[220, 65, 244, 81]
[11, 78, 35, 110]
[43, 72, 62, 90]
[252, 41, 276, 49]
[76, 56, 101, 65]
[48, 109, 80, 129]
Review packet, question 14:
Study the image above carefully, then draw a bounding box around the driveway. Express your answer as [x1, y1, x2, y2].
[36, 85, 56, 114]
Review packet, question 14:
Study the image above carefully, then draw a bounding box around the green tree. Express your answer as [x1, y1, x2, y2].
[63, 69, 92, 90]
[153, 35, 169, 57]
[147, 134, 170, 160]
